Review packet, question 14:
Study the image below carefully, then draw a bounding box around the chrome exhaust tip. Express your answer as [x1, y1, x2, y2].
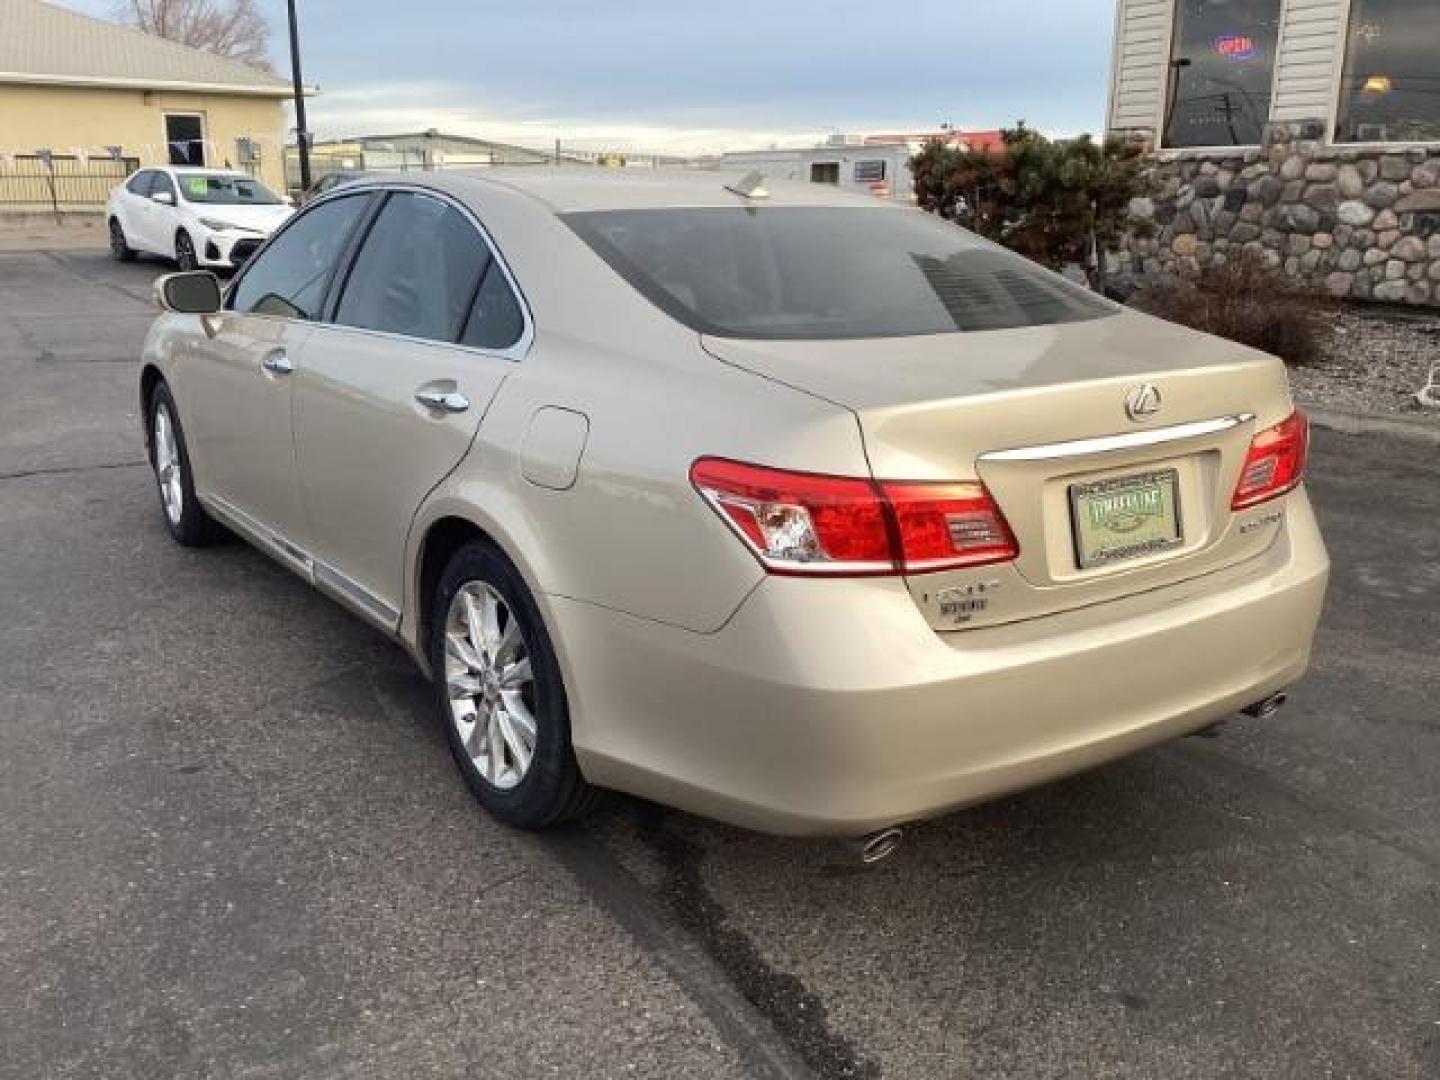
[854, 827, 904, 865]
[1242, 691, 1288, 720]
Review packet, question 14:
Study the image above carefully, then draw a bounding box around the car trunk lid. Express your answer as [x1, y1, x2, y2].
[701, 309, 1298, 630]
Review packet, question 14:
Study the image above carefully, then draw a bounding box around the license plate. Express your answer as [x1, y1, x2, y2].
[1069, 468, 1182, 569]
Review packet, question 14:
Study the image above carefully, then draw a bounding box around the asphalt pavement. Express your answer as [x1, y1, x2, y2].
[2, 248, 1437, 1079]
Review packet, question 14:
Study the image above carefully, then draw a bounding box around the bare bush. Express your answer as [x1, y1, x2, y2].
[115, 0, 272, 71]
[1129, 252, 1332, 367]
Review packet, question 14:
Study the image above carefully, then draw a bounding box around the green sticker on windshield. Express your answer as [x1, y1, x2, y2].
[186, 176, 209, 197]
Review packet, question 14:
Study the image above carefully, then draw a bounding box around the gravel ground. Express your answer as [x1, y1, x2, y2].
[1291, 306, 1440, 422]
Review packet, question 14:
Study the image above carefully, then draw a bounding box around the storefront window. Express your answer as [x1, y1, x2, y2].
[1163, 0, 1282, 148]
[1337, 0, 1440, 144]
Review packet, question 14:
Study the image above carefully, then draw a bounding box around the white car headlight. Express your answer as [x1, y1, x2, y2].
[197, 217, 238, 231]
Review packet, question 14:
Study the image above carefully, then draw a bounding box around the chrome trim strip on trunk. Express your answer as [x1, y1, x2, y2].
[978, 414, 1254, 463]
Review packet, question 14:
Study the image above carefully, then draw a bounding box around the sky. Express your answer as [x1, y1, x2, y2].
[66, 1, 1117, 154]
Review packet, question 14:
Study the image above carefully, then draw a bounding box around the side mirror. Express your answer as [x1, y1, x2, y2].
[155, 271, 222, 315]
[152, 191, 175, 206]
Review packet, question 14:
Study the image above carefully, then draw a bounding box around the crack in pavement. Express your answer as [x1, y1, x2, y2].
[0, 460, 147, 482]
[358, 603, 840, 1078]
[42, 250, 155, 306]
[630, 808, 879, 1080]
[546, 823, 820, 1080]
[1172, 740, 1440, 874]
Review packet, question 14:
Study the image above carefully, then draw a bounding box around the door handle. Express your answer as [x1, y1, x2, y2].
[414, 389, 470, 413]
[261, 352, 293, 376]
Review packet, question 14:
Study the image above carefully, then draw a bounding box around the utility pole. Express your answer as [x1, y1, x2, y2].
[286, 0, 311, 192]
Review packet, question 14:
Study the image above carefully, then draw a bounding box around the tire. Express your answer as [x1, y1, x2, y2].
[429, 541, 597, 829]
[174, 230, 199, 271]
[147, 382, 224, 547]
[109, 218, 136, 262]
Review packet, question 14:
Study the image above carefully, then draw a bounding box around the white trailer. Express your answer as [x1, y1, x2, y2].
[717, 142, 915, 202]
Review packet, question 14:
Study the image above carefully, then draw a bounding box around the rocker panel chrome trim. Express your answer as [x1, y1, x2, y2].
[197, 492, 400, 634]
[314, 562, 401, 632]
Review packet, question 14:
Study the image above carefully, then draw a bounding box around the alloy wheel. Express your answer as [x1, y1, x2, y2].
[443, 581, 538, 790]
[153, 402, 184, 525]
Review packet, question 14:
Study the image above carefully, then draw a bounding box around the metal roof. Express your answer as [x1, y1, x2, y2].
[0, 0, 293, 96]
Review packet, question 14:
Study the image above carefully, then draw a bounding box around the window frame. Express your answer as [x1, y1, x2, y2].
[316, 183, 534, 362]
[853, 159, 887, 183]
[223, 190, 377, 320]
[809, 161, 841, 184]
[1329, 0, 1440, 149]
[163, 111, 208, 167]
[1155, 0, 1286, 152]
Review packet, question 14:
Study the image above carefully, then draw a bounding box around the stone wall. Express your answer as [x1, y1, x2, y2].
[1121, 121, 1440, 305]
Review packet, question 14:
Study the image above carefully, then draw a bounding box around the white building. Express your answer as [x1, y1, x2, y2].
[1108, 0, 1439, 150]
[1107, 0, 1440, 305]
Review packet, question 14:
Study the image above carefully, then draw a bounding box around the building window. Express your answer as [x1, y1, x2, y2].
[165, 114, 206, 166]
[854, 160, 886, 182]
[1337, 0, 1440, 144]
[810, 162, 840, 184]
[1163, 0, 1282, 148]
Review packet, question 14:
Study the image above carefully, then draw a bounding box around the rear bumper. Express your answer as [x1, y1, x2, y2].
[552, 490, 1329, 836]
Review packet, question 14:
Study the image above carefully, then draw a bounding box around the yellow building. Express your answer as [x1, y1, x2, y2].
[0, 0, 298, 200]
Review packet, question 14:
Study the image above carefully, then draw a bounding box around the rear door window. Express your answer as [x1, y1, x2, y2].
[565, 206, 1115, 340]
[334, 192, 490, 344]
[460, 261, 526, 350]
[229, 194, 369, 320]
[126, 171, 154, 196]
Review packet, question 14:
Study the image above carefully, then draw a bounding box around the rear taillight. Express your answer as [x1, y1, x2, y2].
[690, 458, 1018, 577]
[881, 481, 1019, 572]
[1231, 410, 1309, 510]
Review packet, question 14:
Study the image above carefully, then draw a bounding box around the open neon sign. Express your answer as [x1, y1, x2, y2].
[1215, 34, 1258, 61]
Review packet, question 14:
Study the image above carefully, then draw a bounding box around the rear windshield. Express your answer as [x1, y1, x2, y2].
[177, 173, 282, 206]
[564, 206, 1115, 340]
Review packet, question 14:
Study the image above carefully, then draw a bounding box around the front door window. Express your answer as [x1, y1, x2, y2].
[229, 194, 370, 320]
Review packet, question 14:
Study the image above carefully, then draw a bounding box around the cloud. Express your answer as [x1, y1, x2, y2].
[59, 0, 1116, 153]
[303, 81, 838, 154]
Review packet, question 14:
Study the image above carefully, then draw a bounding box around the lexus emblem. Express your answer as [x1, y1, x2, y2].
[1124, 383, 1163, 422]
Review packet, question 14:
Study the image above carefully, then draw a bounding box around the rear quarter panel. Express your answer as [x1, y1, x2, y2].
[402, 182, 870, 640]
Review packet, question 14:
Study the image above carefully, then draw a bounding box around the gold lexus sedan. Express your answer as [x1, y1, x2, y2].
[139, 170, 1328, 850]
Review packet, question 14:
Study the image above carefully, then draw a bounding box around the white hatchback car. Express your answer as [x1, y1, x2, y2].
[107, 167, 293, 271]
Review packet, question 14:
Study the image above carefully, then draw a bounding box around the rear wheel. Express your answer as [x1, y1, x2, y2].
[429, 542, 596, 829]
[148, 382, 223, 546]
[109, 218, 136, 262]
[174, 230, 198, 271]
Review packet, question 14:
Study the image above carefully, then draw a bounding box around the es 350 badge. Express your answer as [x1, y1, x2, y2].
[934, 579, 1002, 624]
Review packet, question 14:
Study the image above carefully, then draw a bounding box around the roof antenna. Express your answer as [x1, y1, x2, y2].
[724, 171, 769, 200]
